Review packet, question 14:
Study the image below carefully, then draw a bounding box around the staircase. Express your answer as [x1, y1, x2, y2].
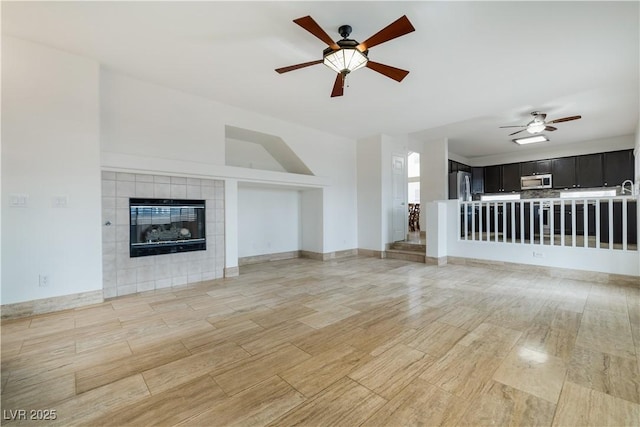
[386, 241, 426, 263]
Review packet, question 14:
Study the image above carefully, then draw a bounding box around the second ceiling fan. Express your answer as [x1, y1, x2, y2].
[276, 15, 415, 97]
[500, 111, 582, 136]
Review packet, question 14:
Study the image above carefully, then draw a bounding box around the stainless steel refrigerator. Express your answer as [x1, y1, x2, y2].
[448, 171, 472, 201]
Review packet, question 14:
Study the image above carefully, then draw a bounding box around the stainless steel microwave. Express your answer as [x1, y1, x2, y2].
[521, 174, 552, 189]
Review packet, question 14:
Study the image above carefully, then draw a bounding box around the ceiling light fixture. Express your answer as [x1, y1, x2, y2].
[322, 26, 369, 75]
[526, 121, 546, 134]
[513, 135, 549, 145]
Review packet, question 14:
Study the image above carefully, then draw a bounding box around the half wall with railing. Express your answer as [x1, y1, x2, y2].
[458, 196, 637, 251]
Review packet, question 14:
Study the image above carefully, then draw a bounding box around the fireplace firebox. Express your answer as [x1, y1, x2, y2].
[129, 198, 206, 257]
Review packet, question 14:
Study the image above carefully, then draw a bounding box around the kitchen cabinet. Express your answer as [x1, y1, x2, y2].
[502, 163, 521, 192]
[471, 167, 484, 194]
[521, 159, 551, 176]
[576, 153, 604, 188]
[484, 166, 501, 193]
[483, 164, 520, 193]
[603, 150, 634, 187]
[552, 157, 576, 189]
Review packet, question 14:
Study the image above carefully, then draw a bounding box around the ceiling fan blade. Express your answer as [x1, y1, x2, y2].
[509, 129, 527, 136]
[499, 125, 526, 129]
[293, 16, 340, 50]
[366, 61, 410, 82]
[547, 115, 582, 124]
[275, 60, 323, 74]
[545, 126, 557, 132]
[331, 73, 344, 97]
[357, 15, 415, 51]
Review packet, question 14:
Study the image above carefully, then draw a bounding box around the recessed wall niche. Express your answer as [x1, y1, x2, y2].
[101, 172, 224, 298]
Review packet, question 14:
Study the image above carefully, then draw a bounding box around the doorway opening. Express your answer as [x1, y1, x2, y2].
[407, 152, 421, 242]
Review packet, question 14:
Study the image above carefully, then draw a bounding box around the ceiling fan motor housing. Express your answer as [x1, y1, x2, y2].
[338, 25, 352, 39]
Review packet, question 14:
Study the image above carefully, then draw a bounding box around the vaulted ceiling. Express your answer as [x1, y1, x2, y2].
[3, 1, 638, 159]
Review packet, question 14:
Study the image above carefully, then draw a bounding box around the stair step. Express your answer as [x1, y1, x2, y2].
[389, 243, 426, 252]
[386, 249, 425, 263]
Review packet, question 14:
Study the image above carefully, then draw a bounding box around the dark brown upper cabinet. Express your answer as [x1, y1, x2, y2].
[483, 164, 520, 193]
[603, 150, 634, 187]
[552, 157, 576, 189]
[484, 165, 501, 193]
[502, 163, 521, 192]
[520, 159, 551, 176]
[576, 153, 604, 188]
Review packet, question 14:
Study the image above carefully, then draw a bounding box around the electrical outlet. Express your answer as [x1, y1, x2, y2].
[533, 251, 544, 258]
[39, 274, 50, 287]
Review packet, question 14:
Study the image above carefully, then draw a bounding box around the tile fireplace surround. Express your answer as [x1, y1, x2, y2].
[101, 172, 225, 298]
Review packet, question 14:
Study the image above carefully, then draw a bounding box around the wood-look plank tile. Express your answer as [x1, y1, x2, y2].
[248, 304, 318, 329]
[407, 321, 468, 357]
[567, 345, 640, 404]
[178, 376, 305, 427]
[437, 305, 488, 331]
[625, 287, 640, 345]
[127, 319, 214, 353]
[239, 320, 316, 355]
[493, 346, 567, 404]
[2, 257, 639, 425]
[369, 327, 419, 357]
[142, 341, 250, 394]
[458, 322, 522, 358]
[361, 378, 470, 427]
[460, 380, 556, 426]
[552, 381, 640, 426]
[4, 341, 132, 392]
[0, 373, 75, 411]
[576, 308, 636, 359]
[348, 343, 434, 400]
[74, 318, 163, 353]
[75, 340, 191, 393]
[280, 345, 370, 397]
[88, 375, 227, 426]
[181, 319, 264, 353]
[207, 304, 274, 328]
[213, 343, 311, 396]
[270, 376, 386, 427]
[289, 323, 364, 356]
[72, 303, 118, 326]
[297, 305, 359, 329]
[37, 374, 149, 427]
[419, 343, 503, 400]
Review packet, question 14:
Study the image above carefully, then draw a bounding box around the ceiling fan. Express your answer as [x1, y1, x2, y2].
[500, 111, 582, 136]
[275, 15, 415, 97]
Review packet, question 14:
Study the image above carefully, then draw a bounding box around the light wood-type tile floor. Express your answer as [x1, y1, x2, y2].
[1, 256, 639, 426]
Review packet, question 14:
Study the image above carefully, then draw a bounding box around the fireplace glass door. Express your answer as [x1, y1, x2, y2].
[129, 198, 206, 257]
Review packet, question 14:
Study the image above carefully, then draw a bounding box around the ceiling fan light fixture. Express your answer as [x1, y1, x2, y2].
[513, 135, 549, 145]
[527, 122, 546, 134]
[323, 41, 368, 74]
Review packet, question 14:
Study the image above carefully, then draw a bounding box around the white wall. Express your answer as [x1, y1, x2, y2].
[100, 70, 225, 164]
[418, 137, 449, 231]
[301, 189, 324, 253]
[100, 69, 357, 256]
[357, 135, 383, 251]
[238, 186, 301, 257]
[226, 138, 286, 172]
[1, 37, 102, 305]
